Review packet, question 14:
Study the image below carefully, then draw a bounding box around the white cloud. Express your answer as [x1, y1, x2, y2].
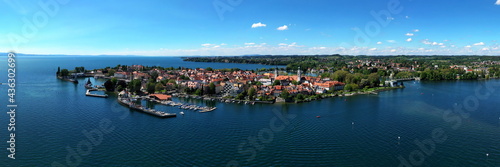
[220, 43, 227, 46]
[390, 49, 397, 52]
[277, 25, 289, 31]
[432, 42, 438, 46]
[406, 33, 414, 36]
[278, 43, 288, 46]
[473, 42, 485, 46]
[422, 40, 432, 45]
[201, 43, 214, 47]
[482, 47, 490, 51]
[244, 43, 255, 45]
[465, 45, 472, 48]
[377, 42, 383, 45]
[496, 0, 500, 5]
[251, 22, 266, 28]
[413, 29, 420, 32]
[406, 38, 413, 42]
[213, 45, 220, 48]
[387, 40, 396, 43]
[369, 48, 377, 51]
[405, 16, 410, 19]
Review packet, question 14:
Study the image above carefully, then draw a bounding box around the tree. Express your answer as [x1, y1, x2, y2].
[291, 80, 299, 85]
[117, 80, 127, 90]
[116, 85, 124, 92]
[150, 71, 159, 81]
[295, 94, 305, 102]
[367, 73, 380, 87]
[344, 83, 359, 92]
[60, 69, 69, 77]
[236, 93, 245, 100]
[111, 78, 118, 87]
[272, 80, 281, 86]
[332, 70, 349, 82]
[248, 87, 256, 100]
[56, 67, 61, 76]
[155, 83, 164, 93]
[194, 89, 203, 96]
[75, 66, 85, 73]
[280, 89, 290, 101]
[104, 80, 115, 91]
[108, 69, 116, 76]
[209, 83, 216, 95]
[147, 82, 156, 94]
[128, 79, 142, 93]
[206, 67, 213, 71]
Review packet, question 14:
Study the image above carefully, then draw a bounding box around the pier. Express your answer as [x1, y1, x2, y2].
[118, 97, 177, 118]
[85, 89, 108, 98]
[141, 95, 217, 113]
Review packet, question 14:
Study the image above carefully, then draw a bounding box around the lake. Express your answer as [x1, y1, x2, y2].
[0, 55, 499, 166]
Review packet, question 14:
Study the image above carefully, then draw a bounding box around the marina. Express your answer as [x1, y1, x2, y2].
[117, 97, 177, 118]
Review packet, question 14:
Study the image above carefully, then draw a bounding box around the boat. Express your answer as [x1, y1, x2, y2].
[85, 78, 93, 89]
[180, 112, 184, 115]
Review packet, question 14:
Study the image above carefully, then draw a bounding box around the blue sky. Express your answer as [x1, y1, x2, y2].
[1, 0, 500, 56]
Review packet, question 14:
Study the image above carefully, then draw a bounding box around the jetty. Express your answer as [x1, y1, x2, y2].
[86, 89, 108, 98]
[118, 97, 176, 118]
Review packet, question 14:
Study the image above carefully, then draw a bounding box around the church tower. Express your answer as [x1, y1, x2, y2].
[297, 67, 302, 82]
[274, 67, 278, 80]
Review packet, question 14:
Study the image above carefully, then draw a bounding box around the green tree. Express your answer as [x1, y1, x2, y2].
[128, 79, 142, 93]
[147, 82, 156, 94]
[206, 67, 213, 71]
[155, 83, 164, 93]
[108, 69, 116, 76]
[116, 85, 124, 92]
[272, 80, 281, 86]
[75, 66, 85, 73]
[57, 67, 61, 76]
[295, 94, 305, 102]
[117, 80, 127, 90]
[60, 69, 69, 77]
[248, 87, 256, 100]
[236, 93, 245, 100]
[209, 83, 216, 95]
[367, 73, 380, 87]
[291, 80, 299, 85]
[280, 89, 290, 101]
[150, 71, 159, 81]
[332, 70, 349, 82]
[104, 80, 115, 91]
[194, 89, 203, 96]
[111, 77, 118, 87]
[344, 83, 359, 92]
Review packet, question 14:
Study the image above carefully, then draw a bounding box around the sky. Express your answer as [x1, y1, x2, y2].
[1, 0, 500, 56]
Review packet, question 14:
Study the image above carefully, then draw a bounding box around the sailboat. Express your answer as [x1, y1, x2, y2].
[85, 78, 93, 89]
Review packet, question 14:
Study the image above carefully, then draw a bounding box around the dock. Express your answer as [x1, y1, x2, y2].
[86, 89, 108, 98]
[118, 97, 176, 118]
[141, 95, 217, 113]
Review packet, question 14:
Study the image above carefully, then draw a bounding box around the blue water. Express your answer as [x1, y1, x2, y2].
[0, 55, 499, 166]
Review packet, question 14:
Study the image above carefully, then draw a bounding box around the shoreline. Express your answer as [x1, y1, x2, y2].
[170, 86, 404, 105]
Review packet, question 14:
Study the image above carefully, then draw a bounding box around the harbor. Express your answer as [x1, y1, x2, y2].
[117, 97, 177, 118]
[85, 89, 108, 98]
[142, 95, 217, 113]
